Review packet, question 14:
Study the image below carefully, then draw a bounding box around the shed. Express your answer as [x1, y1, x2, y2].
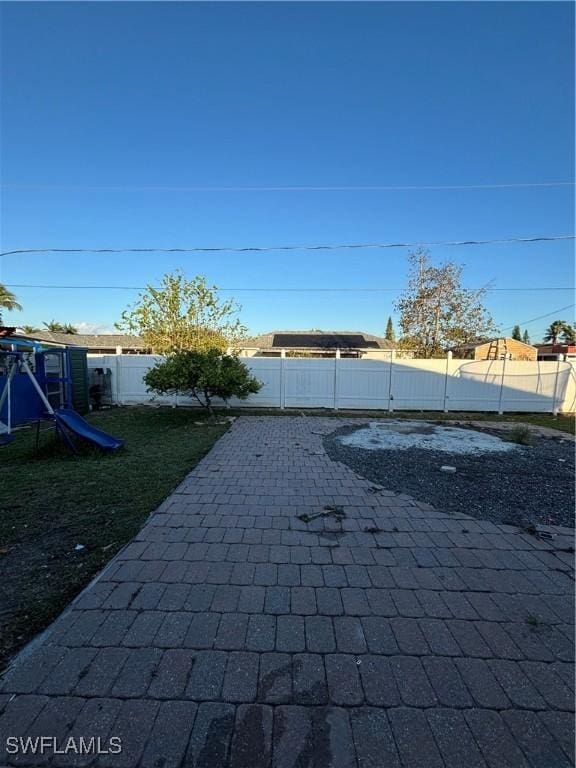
[450, 337, 538, 361]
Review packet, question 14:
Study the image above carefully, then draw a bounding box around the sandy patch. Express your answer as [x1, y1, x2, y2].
[338, 420, 519, 454]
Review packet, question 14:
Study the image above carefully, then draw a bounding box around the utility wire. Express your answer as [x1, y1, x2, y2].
[1, 233, 574, 258]
[1, 181, 574, 192]
[3, 283, 574, 293]
[501, 304, 576, 332]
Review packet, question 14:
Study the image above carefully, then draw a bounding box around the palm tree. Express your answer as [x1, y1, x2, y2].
[543, 320, 569, 345]
[561, 323, 576, 345]
[0, 284, 22, 324]
[43, 320, 78, 334]
[21, 324, 40, 334]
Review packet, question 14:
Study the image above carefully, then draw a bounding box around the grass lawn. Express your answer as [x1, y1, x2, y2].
[0, 407, 228, 670]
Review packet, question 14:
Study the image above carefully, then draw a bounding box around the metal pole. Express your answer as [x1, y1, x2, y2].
[333, 349, 340, 410]
[0, 356, 18, 416]
[443, 351, 452, 413]
[551, 358, 562, 415]
[21, 359, 55, 415]
[388, 350, 394, 413]
[280, 349, 286, 409]
[497, 354, 507, 415]
[6, 365, 11, 432]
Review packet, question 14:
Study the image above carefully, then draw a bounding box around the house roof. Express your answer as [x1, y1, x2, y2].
[451, 337, 536, 351]
[535, 343, 576, 352]
[242, 330, 396, 350]
[15, 331, 146, 349]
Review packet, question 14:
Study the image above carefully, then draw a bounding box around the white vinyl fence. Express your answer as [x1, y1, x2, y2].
[88, 354, 576, 414]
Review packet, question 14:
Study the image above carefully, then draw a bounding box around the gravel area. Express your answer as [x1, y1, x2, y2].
[325, 421, 575, 529]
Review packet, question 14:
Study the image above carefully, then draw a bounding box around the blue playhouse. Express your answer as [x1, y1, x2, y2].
[0, 335, 123, 451]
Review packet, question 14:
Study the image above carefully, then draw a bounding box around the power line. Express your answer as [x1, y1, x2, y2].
[501, 304, 576, 332]
[1, 233, 574, 258]
[1, 181, 574, 192]
[3, 283, 574, 293]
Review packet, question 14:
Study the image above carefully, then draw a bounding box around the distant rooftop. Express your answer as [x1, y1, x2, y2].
[451, 336, 536, 351]
[15, 331, 146, 350]
[242, 330, 396, 350]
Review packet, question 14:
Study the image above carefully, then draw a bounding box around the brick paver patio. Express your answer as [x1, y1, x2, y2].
[0, 416, 574, 767]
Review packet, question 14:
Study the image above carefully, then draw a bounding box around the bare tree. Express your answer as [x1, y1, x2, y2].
[395, 249, 498, 358]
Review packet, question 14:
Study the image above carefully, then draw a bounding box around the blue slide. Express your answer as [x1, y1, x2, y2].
[54, 408, 124, 451]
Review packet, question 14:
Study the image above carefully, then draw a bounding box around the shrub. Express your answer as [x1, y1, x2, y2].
[144, 349, 262, 417]
[508, 424, 533, 446]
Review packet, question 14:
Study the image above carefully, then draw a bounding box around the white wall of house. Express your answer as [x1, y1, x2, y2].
[87, 354, 576, 414]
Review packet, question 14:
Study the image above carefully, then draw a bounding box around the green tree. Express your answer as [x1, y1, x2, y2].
[561, 323, 576, 344]
[21, 324, 40, 334]
[117, 271, 246, 354]
[144, 349, 262, 418]
[511, 325, 522, 341]
[395, 249, 498, 358]
[522, 329, 531, 345]
[43, 320, 78, 334]
[385, 316, 396, 342]
[0, 285, 22, 324]
[544, 320, 572, 345]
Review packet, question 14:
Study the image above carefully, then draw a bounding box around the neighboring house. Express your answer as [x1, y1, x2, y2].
[15, 331, 148, 354]
[237, 330, 396, 359]
[450, 337, 537, 361]
[535, 343, 576, 361]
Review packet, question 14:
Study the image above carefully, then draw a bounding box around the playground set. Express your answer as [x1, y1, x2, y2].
[0, 335, 123, 452]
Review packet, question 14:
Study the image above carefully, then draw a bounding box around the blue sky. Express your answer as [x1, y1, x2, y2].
[1, 1, 574, 341]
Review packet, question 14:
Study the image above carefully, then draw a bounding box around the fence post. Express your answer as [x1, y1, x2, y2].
[551, 357, 562, 415]
[443, 351, 452, 413]
[280, 349, 286, 409]
[388, 350, 395, 413]
[115, 356, 122, 405]
[333, 349, 340, 410]
[497, 355, 507, 415]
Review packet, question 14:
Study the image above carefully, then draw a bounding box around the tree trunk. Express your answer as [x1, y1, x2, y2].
[204, 390, 216, 420]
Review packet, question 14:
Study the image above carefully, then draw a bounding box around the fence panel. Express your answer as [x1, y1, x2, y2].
[446, 360, 503, 412]
[336, 358, 392, 410]
[227, 358, 283, 408]
[390, 359, 448, 410]
[447, 360, 571, 413]
[87, 354, 576, 413]
[283, 359, 335, 408]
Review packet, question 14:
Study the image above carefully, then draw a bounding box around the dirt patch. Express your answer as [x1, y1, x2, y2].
[325, 422, 575, 529]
